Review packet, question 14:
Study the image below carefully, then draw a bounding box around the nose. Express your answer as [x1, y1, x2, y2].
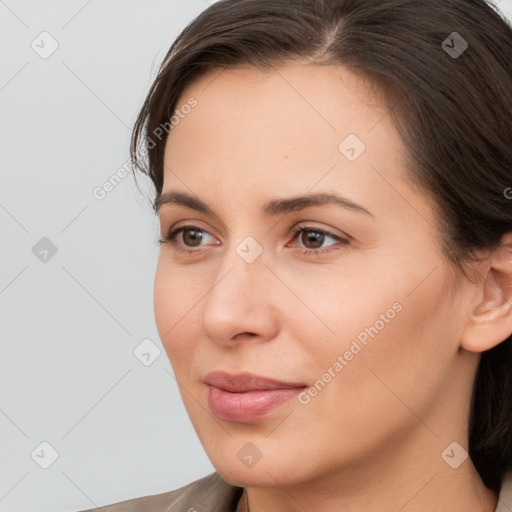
[201, 243, 279, 347]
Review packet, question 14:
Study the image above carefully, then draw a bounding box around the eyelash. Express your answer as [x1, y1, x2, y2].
[158, 224, 349, 256]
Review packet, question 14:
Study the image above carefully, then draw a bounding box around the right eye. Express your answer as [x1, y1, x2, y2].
[159, 225, 219, 253]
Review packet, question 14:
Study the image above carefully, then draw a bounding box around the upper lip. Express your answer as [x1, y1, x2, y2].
[204, 371, 307, 392]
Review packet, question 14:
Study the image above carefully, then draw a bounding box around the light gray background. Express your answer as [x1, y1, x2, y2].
[1, 1, 512, 511]
[1, 2, 219, 511]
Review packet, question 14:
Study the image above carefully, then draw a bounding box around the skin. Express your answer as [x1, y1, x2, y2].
[153, 63, 512, 512]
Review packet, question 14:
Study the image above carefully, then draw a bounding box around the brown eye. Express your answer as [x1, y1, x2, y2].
[181, 228, 206, 247]
[299, 230, 325, 249]
[159, 225, 217, 251]
[289, 225, 349, 255]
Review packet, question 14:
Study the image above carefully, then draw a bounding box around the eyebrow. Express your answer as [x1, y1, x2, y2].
[154, 190, 374, 220]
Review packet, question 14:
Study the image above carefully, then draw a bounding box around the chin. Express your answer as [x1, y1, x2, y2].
[206, 445, 313, 488]
[215, 462, 290, 487]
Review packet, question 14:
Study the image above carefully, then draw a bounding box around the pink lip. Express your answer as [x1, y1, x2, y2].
[204, 371, 307, 423]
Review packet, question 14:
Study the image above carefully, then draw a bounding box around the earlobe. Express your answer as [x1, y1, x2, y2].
[460, 233, 512, 353]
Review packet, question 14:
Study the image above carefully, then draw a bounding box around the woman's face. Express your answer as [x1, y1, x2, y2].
[154, 64, 478, 486]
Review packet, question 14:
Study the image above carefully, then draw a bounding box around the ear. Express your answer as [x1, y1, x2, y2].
[460, 232, 512, 353]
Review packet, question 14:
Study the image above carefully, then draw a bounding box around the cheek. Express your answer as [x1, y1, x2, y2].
[278, 262, 405, 354]
[153, 258, 198, 369]
[153, 259, 172, 339]
[301, 264, 457, 425]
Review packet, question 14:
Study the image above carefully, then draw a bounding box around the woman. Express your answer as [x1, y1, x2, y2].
[79, 0, 512, 510]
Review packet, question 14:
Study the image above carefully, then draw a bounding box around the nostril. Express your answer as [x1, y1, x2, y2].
[234, 332, 258, 340]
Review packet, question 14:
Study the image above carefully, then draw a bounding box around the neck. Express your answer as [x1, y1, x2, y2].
[242, 425, 499, 512]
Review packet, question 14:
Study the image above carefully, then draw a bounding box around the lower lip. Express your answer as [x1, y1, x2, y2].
[207, 385, 305, 423]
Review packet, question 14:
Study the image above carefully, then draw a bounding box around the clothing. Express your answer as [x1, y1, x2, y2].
[77, 472, 243, 512]
[77, 469, 512, 511]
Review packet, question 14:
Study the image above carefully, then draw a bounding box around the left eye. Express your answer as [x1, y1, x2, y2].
[288, 225, 348, 254]
[158, 224, 348, 255]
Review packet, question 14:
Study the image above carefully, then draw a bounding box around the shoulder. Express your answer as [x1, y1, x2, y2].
[497, 470, 512, 512]
[75, 472, 244, 512]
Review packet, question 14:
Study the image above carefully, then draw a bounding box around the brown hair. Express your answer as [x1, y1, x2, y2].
[131, 0, 512, 493]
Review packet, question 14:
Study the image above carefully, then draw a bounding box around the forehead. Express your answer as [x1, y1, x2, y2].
[171, 63, 388, 139]
[165, 63, 402, 168]
[161, 63, 433, 225]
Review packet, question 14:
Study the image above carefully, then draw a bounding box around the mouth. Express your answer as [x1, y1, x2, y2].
[203, 371, 307, 423]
